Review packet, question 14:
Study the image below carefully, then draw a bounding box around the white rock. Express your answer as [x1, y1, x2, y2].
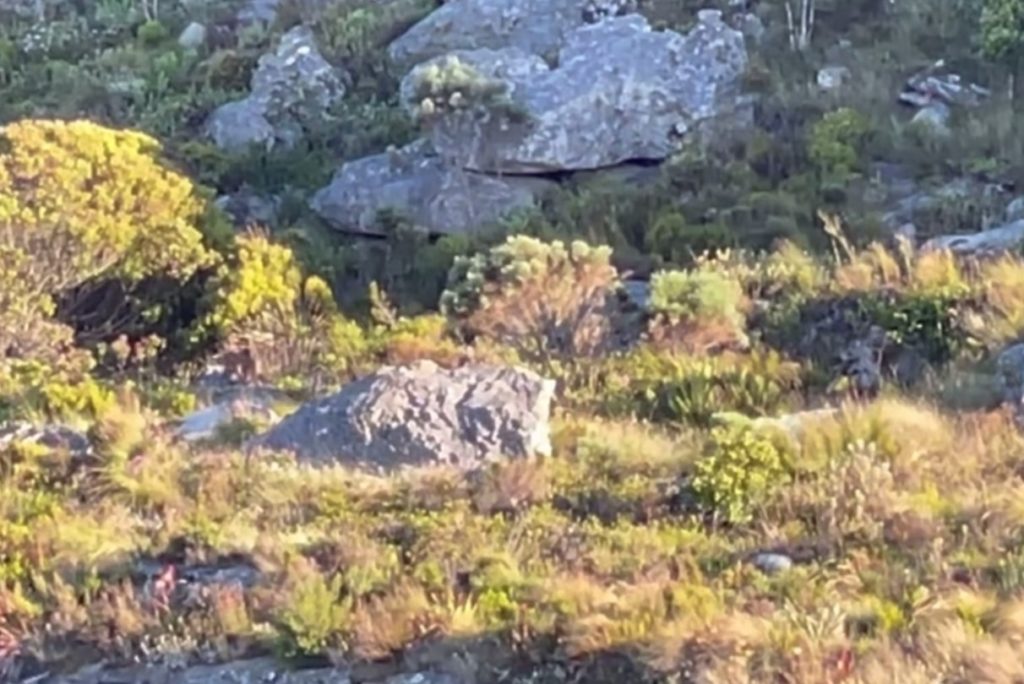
[177, 21, 206, 50]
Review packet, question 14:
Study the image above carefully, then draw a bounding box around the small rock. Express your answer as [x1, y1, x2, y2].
[177, 21, 206, 50]
[1006, 196, 1024, 223]
[910, 102, 951, 136]
[176, 396, 278, 443]
[0, 422, 91, 458]
[817, 65, 850, 91]
[751, 552, 793, 575]
[215, 187, 280, 229]
[735, 12, 765, 43]
[621, 278, 650, 310]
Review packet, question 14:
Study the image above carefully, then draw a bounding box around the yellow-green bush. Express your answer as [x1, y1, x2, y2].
[0, 119, 215, 292]
[692, 424, 792, 524]
[200, 232, 366, 388]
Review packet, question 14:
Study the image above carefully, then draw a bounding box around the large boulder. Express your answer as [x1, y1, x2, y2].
[388, 0, 588, 68]
[249, 360, 556, 471]
[310, 139, 556, 235]
[402, 12, 749, 173]
[206, 26, 347, 152]
[921, 219, 1024, 255]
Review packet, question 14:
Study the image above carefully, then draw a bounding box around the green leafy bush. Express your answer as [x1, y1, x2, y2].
[692, 424, 791, 524]
[649, 270, 744, 327]
[601, 349, 802, 426]
[808, 108, 870, 179]
[275, 563, 353, 656]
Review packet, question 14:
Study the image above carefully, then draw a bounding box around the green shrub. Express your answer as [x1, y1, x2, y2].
[603, 349, 802, 426]
[275, 564, 353, 656]
[648, 269, 744, 327]
[646, 211, 735, 264]
[808, 108, 870, 179]
[692, 424, 791, 524]
[199, 232, 366, 388]
[136, 20, 169, 46]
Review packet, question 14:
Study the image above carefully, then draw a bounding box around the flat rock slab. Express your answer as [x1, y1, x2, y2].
[248, 360, 555, 471]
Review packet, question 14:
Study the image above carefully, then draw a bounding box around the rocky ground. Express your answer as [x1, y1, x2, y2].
[7, 0, 1024, 681]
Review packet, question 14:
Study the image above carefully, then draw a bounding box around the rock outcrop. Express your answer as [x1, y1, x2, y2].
[206, 26, 347, 152]
[402, 12, 749, 173]
[310, 140, 556, 235]
[388, 0, 589, 67]
[249, 360, 555, 471]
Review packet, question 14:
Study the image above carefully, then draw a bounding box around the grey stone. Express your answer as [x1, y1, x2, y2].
[385, 675, 465, 684]
[206, 26, 347, 152]
[215, 187, 281, 229]
[388, 0, 588, 68]
[177, 21, 207, 50]
[880, 177, 1002, 231]
[1006, 196, 1024, 223]
[310, 139, 556, 236]
[581, 0, 638, 22]
[921, 219, 1024, 255]
[837, 326, 886, 399]
[998, 343, 1024, 411]
[44, 658, 352, 683]
[621, 278, 650, 310]
[751, 552, 793, 575]
[0, 421, 90, 458]
[899, 59, 990, 109]
[711, 408, 838, 442]
[249, 360, 556, 471]
[237, 0, 280, 25]
[734, 12, 765, 43]
[910, 102, 951, 136]
[404, 12, 749, 173]
[204, 99, 276, 152]
[176, 395, 279, 443]
[816, 65, 850, 91]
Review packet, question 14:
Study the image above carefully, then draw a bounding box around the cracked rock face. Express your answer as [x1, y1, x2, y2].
[309, 139, 556, 235]
[388, 0, 589, 68]
[401, 12, 749, 173]
[205, 26, 347, 152]
[248, 360, 556, 471]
